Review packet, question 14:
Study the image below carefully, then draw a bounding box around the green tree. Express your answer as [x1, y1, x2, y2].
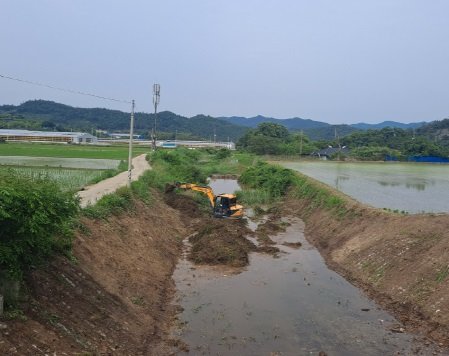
[237, 123, 316, 155]
[256, 122, 289, 138]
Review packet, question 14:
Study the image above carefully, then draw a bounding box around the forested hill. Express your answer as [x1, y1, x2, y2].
[0, 100, 249, 141]
[220, 115, 329, 130]
[417, 118, 449, 148]
[220, 115, 426, 131]
[0, 100, 441, 142]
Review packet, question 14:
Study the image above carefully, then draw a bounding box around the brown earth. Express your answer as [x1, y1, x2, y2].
[0, 194, 189, 355]
[281, 177, 449, 347]
[188, 219, 256, 267]
[165, 191, 258, 267]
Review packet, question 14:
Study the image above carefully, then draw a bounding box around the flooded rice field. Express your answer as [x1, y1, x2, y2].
[278, 161, 449, 213]
[171, 179, 437, 355]
[0, 155, 120, 169]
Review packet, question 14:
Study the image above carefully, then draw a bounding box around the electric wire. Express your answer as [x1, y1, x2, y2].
[0, 73, 131, 104]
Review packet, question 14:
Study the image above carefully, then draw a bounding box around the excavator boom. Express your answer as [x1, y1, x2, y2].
[165, 181, 244, 219]
[175, 183, 215, 208]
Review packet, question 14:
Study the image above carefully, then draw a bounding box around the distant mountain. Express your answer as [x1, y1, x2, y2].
[0, 100, 435, 143]
[351, 121, 426, 130]
[220, 115, 426, 134]
[0, 100, 249, 141]
[302, 125, 360, 141]
[220, 115, 329, 130]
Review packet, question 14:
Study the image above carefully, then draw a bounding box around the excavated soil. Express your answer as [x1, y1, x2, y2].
[0, 195, 189, 355]
[281, 187, 449, 347]
[188, 219, 256, 267]
[165, 191, 258, 267]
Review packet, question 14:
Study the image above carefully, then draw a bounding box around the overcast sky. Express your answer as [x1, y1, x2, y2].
[1, 0, 448, 124]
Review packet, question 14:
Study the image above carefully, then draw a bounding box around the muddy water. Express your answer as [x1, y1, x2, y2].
[172, 179, 434, 355]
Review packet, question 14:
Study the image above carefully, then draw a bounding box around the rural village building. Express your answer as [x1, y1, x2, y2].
[310, 146, 351, 160]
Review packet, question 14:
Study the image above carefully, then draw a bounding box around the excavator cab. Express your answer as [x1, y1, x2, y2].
[214, 194, 243, 219]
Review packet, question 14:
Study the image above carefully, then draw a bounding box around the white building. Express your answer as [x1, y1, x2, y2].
[0, 129, 98, 144]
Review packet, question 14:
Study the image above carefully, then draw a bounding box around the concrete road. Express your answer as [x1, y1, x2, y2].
[77, 154, 150, 208]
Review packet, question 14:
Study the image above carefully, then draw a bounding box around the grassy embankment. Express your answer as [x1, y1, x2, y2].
[0, 143, 150, 308]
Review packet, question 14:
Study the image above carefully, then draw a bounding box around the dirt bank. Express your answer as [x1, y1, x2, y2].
[282, 175, 449, 346]
[0, 194, 188, 355]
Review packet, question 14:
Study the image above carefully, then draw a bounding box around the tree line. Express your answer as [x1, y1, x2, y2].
[237, 122, 449, 160]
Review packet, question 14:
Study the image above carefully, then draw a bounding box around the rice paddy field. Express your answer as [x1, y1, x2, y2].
[0, 142, 149, 159]
[0, 142, 141, 192]
[1, 166, 110, 192]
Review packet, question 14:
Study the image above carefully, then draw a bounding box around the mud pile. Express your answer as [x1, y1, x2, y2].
[188, 219, 256, 267]
[164, 191, 204, 222]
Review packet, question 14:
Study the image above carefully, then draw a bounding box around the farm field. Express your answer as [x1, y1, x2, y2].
[0, 156, 121, 169]
[0, 142, 149, 160]
[0, 166, 111, 192]
[0, 143, 137, 192]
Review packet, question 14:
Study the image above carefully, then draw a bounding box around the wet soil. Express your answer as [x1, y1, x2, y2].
[188, 219, 256, 267]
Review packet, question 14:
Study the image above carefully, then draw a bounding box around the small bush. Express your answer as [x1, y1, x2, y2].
[215, 148, 232, 159]
[236, 189, 273, 205]
[0, 171, 78, 280]
[239, 162, 295, 198]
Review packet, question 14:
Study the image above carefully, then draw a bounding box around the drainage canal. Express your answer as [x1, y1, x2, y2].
[172, 178, 437, 355]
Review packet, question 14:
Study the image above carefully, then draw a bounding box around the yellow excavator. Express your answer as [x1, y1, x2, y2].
[165, 182, 244, 219]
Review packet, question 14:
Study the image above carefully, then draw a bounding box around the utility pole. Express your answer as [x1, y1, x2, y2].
[299, 130, 303, 157]
[127, 99, 135, 187]
[152, 84, 160, 150]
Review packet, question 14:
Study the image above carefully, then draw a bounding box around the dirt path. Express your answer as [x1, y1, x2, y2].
[77, 154, 150, 207]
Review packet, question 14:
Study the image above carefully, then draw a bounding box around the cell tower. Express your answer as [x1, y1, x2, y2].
[152, 83, 160, 150]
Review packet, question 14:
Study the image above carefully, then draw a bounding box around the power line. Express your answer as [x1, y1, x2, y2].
[0, 73, 131, 104]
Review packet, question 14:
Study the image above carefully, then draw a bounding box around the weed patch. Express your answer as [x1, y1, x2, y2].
[82, 187, 133, 219]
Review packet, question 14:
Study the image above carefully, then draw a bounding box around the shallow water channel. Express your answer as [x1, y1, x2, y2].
[172, 179, 435, 355]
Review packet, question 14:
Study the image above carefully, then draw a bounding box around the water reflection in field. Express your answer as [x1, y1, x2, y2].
[278, 161, 449, 213]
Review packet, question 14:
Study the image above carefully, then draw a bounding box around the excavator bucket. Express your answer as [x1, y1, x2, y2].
[164, 183, 176, 193]
[164, 182, 182, 193]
